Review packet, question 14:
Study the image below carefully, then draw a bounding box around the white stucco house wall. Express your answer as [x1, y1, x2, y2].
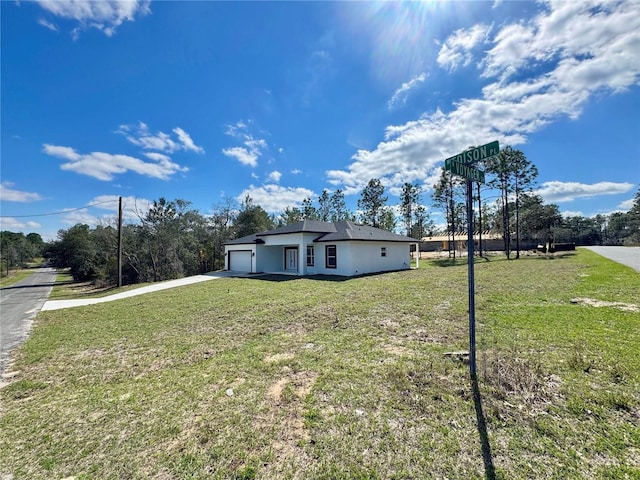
[224, 220, 419, 277]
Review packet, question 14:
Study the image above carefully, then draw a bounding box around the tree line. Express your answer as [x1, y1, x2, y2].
[0, 231, 46, 275]
[432, 146, 639, 258]
[2, 145, 638, 283]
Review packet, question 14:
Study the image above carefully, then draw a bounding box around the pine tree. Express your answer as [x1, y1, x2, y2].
[486, 146, 538, 258]
[399, 182, 421, 237]
[330, 189, 351, 221]
[432, 170, 464, 258]
[317, 190, 331, 221]
[358, 179, 387, 227]
[301, 197, 318, 220]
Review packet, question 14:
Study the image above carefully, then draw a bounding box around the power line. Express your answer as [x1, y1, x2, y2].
[0, 199, 118, 218]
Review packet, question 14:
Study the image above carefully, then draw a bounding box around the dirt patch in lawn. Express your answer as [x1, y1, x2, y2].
[264, 352, 296, 364]
[258, 370, 318, 475]
[570, 297, 639, 312]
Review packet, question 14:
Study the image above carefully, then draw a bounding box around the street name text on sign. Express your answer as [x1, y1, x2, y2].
[444, 140, 499, 165]
[444, 159, 485, 183]
[443, 140, 499, 184]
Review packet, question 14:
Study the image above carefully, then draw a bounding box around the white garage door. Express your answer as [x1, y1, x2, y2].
[229, 250, 252, 272]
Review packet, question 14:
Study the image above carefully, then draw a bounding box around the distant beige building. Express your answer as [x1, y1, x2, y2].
[420, 231, 504, 252]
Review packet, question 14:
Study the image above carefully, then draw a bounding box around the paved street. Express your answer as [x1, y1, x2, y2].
[583, 246, 640, 272]
[0, 267, 57, 374]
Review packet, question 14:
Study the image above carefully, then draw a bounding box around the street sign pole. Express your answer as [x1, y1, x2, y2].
[466, 179, 476, 378]
[443, 140, 498, 379]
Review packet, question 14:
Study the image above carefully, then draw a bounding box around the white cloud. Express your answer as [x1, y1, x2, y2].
[617, 198, 635, 211]
[536, 181, 635, 203]
[222, 147, 259, 168]
[36, 0, 150, 38]
[143, 152, 172, 163]
[42, 144, 81, 161]
[222, 120, 268, 167]
[0, 182, 43, 202]
[237, 184, 316, 213]
[173, 127, 204, 154]
[59, 195, 153, 227]
[43, 144, 188, 181]
[291, 169, 302, 175]
[266, 171, 282, 183]
[37, 17, 58, 32]
[87, 194, 152, 221]
[560, 210, 584, 218]
[0, 218, 41, 230]
[388, 72, 428, 109]
[301, 47, 335, 106]
[482, 1, 640, 83]
[117, 123, 204, 154]
[437, 24, 490, 71]
[61, 208, 99, 226]
[328, 1, 640, 196]
[225, 120, 248, 136]
[327, 107, 508, 195]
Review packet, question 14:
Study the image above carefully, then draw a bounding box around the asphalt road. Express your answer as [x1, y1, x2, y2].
[583, 246, 640, 272]
[0, 267, 57, 374]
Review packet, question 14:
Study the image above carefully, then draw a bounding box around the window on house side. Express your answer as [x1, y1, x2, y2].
[326, 245, 337, 268]
[306, 246, 315, 266]
[381, 247, 387, 257]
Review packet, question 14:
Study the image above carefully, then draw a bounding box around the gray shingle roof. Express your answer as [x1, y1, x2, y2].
[225, 220, 417, 245]
[224, 233, 263, 245]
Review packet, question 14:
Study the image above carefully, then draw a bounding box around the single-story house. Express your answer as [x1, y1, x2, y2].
[224, 220, 419, 277]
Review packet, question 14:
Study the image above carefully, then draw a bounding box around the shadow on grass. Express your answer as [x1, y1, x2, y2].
[238, 269, 414, 283]
[0, 281, 67, 291]
[240, 273, 355, 283]
[471, 372, 496, 480]
[431, 257, 481, 268]
[431, 252, 576, 268]
[50, 284, 122, 299]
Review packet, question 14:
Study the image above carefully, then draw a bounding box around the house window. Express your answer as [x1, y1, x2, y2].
[381, 247, 387, 257]
[306, 246, 315, 266]
[326, 245, 337, 269]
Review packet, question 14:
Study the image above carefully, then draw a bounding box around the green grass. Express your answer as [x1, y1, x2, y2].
[48, 270, 153, 300]
[0, 268, 36, 288]
[1, 249, 638, 479]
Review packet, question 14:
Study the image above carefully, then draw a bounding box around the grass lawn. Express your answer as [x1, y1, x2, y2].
[0, 269, 37, 288]
[0, 260, 48, 288]
[1, 249, 638, 479]
[47, 270, 153, 300]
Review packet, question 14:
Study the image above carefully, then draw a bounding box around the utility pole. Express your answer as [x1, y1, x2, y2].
[117, 196, 123, 288]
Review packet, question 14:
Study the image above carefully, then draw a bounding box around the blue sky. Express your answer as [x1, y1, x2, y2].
[1, 0, 639, 240]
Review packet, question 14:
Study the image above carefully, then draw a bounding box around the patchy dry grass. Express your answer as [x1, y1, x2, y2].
[0, 249, 638, 479]
[48, 270, 152, 300]
[0, 268, 36, 288]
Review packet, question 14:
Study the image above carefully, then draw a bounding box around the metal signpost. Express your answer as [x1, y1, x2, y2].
[443, 141, 499, 377]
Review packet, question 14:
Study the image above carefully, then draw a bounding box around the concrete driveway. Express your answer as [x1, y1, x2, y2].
[583, 246, 640, 272]
[41, 271, 237, 311]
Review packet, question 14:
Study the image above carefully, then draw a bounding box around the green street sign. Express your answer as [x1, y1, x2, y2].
[445, 159, 485, 183]
[444, 140, 499, 165]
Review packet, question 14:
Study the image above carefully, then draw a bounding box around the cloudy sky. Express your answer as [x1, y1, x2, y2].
[1, 0, 639, 239]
